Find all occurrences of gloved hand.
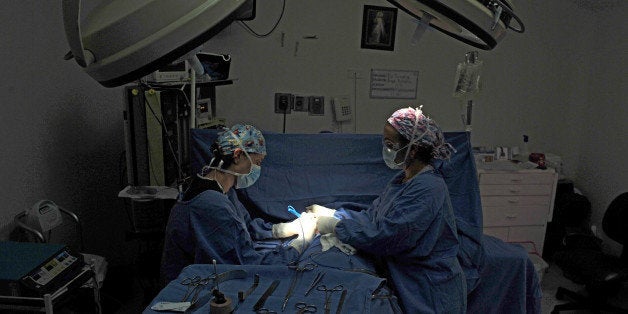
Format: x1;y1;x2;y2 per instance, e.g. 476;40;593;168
316;216;340;235
272;221;300;239
306;204;336;217
287;212;318;252
273;212;318;239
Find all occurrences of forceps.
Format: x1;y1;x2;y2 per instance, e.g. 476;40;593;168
316;284;343;314
304;272;325;296
295;302;317;313
179;276;210;303
282;263;317;311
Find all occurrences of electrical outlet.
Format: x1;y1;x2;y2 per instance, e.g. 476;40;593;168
293;95;308;112
308;96;324;115
274;93;292;114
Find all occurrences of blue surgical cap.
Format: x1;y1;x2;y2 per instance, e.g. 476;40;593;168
216;124;266;155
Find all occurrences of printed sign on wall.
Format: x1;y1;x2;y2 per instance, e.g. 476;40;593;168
369;69;419;99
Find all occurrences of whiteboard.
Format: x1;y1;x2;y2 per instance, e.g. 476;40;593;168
369;69;419;99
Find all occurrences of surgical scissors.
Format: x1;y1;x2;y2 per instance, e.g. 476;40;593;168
179;276;210;303
295;302;317;314
316;284;343;314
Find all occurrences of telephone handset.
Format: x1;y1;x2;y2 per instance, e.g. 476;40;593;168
27;200;63;232
332;95;352;122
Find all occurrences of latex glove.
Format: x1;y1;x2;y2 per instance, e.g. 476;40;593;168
273;212;318;239
272;221;299;239
287;212;318;252
306;204;336;217
320;233;357;255
316;216;340;235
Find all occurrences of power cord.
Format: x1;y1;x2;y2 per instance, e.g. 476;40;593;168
237;0;286;38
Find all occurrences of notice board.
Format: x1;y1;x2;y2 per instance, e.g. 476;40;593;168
369;69;419;99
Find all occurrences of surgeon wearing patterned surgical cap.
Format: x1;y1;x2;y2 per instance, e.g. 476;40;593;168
310;107;466;313
160;124;317;285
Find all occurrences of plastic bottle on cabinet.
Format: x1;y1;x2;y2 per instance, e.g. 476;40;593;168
521;135;530;161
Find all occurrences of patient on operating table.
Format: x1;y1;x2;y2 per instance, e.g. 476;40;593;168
159;124;317;285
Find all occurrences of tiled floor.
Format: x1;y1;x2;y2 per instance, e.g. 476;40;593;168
540;262;628;314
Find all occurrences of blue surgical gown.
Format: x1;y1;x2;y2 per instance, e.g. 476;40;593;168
160;188;300;283
335;169;467;313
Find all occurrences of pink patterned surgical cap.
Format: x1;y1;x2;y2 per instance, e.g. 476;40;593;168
387;107;454;160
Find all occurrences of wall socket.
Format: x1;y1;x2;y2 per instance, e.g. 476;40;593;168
293;95;308;112
274;93;292;114
308;96;324;115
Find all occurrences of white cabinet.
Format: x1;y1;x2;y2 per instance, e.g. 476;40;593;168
477;164;558;254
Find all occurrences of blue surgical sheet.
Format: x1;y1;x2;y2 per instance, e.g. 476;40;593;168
145;263;401;313
171;129;542;313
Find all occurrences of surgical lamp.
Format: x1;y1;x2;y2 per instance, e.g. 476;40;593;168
386;0;524;50
63;0;523;88
62;0;255;88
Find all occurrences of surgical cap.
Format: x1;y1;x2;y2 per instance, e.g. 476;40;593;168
216;124;266;155
387;107;454;160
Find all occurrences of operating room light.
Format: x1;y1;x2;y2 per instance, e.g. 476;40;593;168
62;0;254;88
386;0;525;50
62;0;523;88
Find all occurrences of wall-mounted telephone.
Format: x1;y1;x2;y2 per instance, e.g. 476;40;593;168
27;200;63;233
332;95;352;122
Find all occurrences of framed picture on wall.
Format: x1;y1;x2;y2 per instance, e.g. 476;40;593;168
361;5;397;51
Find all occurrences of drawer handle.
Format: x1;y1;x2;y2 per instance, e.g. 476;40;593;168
507;199;519;204
509;189;521;194
505;214;518;219
510;179;522;182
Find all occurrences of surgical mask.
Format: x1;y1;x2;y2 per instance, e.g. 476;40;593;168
235;155;261;189
382;145;407;169
383;107;427;169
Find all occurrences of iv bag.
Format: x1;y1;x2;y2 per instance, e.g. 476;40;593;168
453;60;483;98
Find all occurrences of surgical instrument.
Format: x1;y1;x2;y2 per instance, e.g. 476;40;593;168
256;309;278;314
335;289;347;314
180;269;247;311
287;205;301;218
304;272;325;296
295;302;317;314
239;274;260;301
180;276;210;303
232;274;260;313
317;284;343;314
253;279;281;311
282;263;317;311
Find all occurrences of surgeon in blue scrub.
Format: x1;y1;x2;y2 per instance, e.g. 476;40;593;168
312;107;466;313
160;124;317;284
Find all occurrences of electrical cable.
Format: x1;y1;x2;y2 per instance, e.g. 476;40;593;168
144;95;183;186
119;150;127;188
237;0;286;38
353;72;358;134
282;111;287;133
140;82;192;186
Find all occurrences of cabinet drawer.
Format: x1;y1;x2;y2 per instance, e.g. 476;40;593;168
480;184;553;196
483;227;509;241
483;205;548;226
508;226;547;254
479;173;555;185
481;195;550;207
